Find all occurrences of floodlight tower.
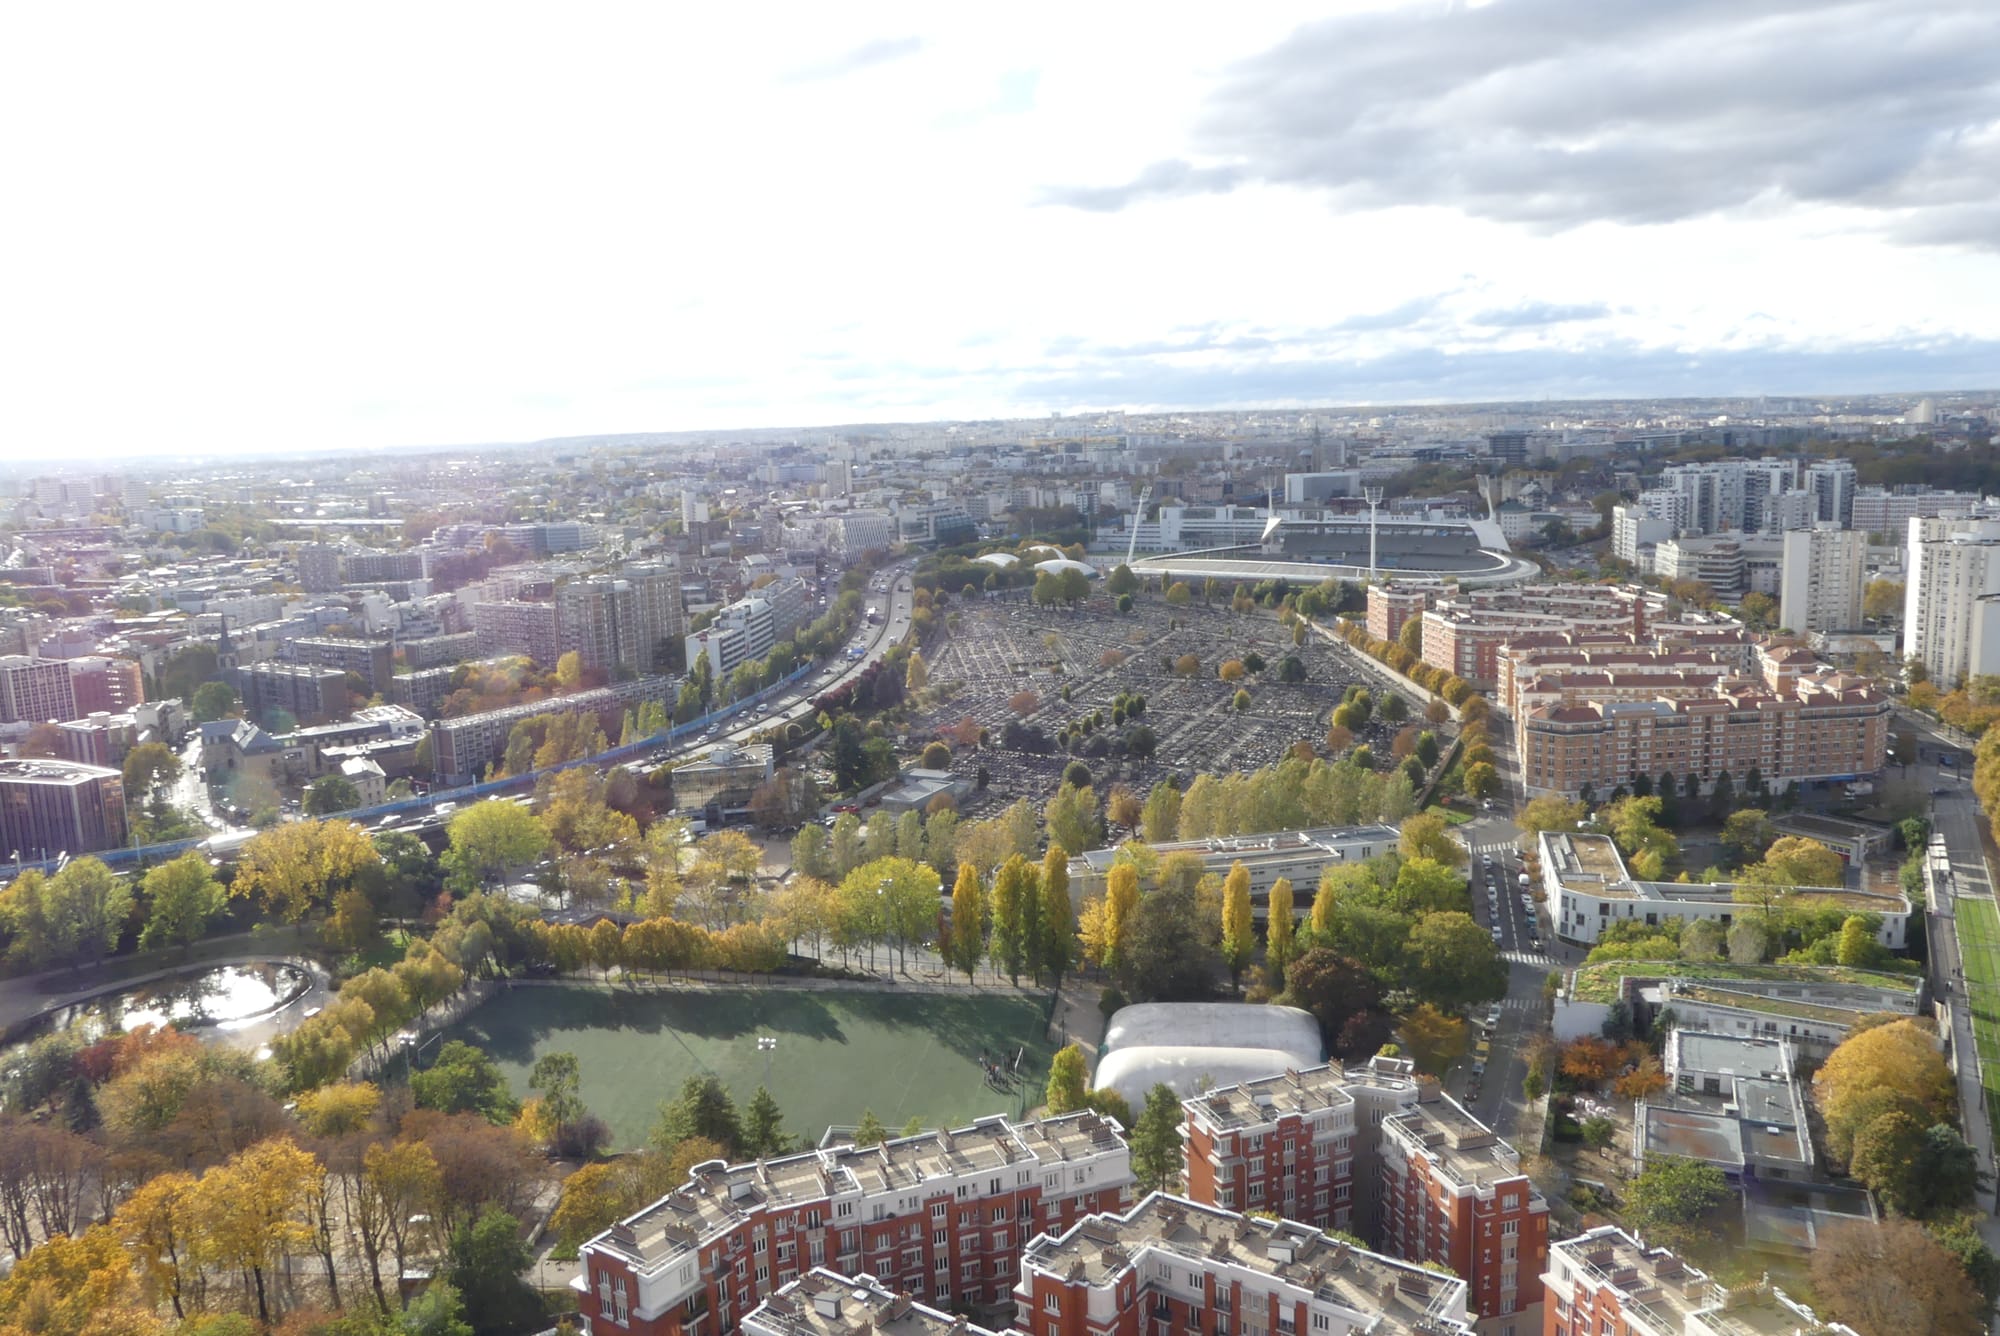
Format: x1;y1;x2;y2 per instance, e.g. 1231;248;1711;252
1363;486;1385;583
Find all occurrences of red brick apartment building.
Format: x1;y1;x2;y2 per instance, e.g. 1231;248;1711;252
1518;673;1889;800
1179;1061;1547;1336
575;1113;1130;1336
1542;1227;1856;1336
1013;1192;1476;1336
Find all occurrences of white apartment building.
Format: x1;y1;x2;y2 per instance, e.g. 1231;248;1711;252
1903;515;2000;688
1850;486;1987;534
1778;526;1866;633
1611;506;1673;567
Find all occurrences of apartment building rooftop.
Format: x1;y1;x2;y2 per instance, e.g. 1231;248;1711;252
746;1269;1001;1336
1021;1193;1473;1335
1549;1228;1723;1331
591;1112;1124;1273
1385;1091;1542;1197
1184;1063;1375;1134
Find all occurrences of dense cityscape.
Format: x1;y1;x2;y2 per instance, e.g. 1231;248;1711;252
2;390;1998;1336
6;3;2000;1336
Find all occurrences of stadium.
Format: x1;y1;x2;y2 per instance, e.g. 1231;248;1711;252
1129;513;1538;588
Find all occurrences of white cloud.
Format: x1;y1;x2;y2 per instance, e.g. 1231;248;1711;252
0;0;1994;458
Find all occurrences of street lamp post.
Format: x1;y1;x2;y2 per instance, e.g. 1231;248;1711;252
757;1036;776;1087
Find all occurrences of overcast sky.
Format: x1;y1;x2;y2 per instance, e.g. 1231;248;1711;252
5;0;1997;457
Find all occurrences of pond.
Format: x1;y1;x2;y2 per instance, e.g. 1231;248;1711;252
25;961;312;1046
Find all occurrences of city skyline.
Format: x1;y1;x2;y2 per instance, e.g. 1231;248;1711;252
5;0;1997;458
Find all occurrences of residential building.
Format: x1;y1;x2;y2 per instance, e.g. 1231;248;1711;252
1499;644;1741;721
1068;825;1401;916
1634;1031;1810;1182
743;1269;1002;1336
1518;672;1889;802
1542;1227;1857;1336
0;655;77;725
1364;583;1446;643
1804;459;1856;528
1486;431;1529;469
556;561;686;676
1180;1061;1404;1241
0;758;128;858
685;579;811;680
1777;526;1865;633
1850;485;1985;534
1651;535;1745;600
342;550;428;583
471;599;564;667
1177;1058;1546;1328
65;657;145;715
236;661;350;725
1902;514;2000;687
1536;831;1909;949
430;676;670;782
56;712;139;767
198;718;309;789
574;1112;1131;1336
1013;1192;1476;1336
1609;507;1672;568
400;631;480;670
1377;1088;1548;1327
297;543;342;593
1658;459;1798;535
282;637;396;693
1417;586;1661;690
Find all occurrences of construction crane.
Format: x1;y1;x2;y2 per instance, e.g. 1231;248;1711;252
1126;482;1154;567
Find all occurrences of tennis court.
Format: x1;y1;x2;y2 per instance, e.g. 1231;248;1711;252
438;985;1057;1149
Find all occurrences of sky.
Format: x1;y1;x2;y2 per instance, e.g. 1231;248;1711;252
4;0;1998;457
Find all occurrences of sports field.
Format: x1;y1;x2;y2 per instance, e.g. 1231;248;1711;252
438;986;1057;1149
1955;897;2000;1142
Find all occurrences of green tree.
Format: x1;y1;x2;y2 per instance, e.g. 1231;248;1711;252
1265;876;1298;983
1141;783;1181;843
1407;912;1508;1008
1107;564;1139;596
853;1109;888;1147
1118;878;1218;1003
948;863;987;983
191;681;238;723
1626;1156;1729;1249
1040;846;1076;988
1045;1044;1089;1115
442;800;550;890
411;1041;519;1122
652;1075;742;1157
989;854;1036;984
1398;812;1463;867
1045;783;1101;854
1164;581;1192;608
121;741;181;807
528;1051;585;1148
304;774;362;816
1130;1084;1185;1192
138;850;224;952
445;1208;540;1336
1220;861;1254;989
402;1279;475;1336
744;1087;787;1157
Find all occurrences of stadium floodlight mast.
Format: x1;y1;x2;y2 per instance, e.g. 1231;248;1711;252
1363;486;1385;583
758;1035;777;1085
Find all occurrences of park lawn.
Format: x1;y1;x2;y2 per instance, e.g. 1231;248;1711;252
1954;896;2000;1144
438;985;1057;1150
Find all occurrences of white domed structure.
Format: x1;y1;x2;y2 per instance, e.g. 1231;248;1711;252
1032;557;1099;579
1023;543;1066;558
1092;1003;1324;1108
973;552;1019;568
